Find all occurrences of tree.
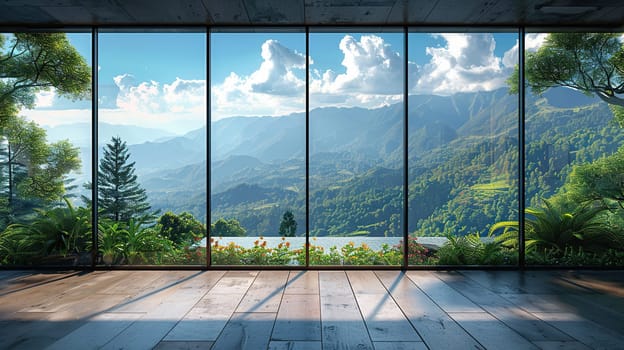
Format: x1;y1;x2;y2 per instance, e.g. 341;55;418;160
279;210;297;237
211;218;246;237
560;146;624;210
509;33;624;124
96;136;152;222
157;211;206;246
0;33;90;124
0;114;81;226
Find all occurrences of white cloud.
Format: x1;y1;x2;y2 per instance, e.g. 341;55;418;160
503;39;519;68
311;35;403;95
211;39;306;119
526;33;547;51
250;39;306;95
113;74;207;114
309;35;412;109
163;78;206;113
35;88;56;108
412;33;510;95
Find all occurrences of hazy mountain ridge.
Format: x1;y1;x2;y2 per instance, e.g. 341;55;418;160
51;87;617;235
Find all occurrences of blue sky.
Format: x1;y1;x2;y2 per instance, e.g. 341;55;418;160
22;31;523;132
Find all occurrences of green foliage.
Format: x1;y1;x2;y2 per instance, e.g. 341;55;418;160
0;115;81;227
527;247;624;267
490;198;623;265
341;241;402;265
211;218;246;237
278;210;297;237
525;199;616;254
400;236;436;265
97;218;174;265
0;199;91;265
437;233;513;265
299;242;342;266
95;136;153;222
562;145;624;209
97;221;125;265
157;211;205;246
0;33;91;121
523;33;624;107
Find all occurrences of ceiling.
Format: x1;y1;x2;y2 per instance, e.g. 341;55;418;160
0;0;623;28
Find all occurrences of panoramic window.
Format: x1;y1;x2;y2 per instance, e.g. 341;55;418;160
210;30;306;266
97;31;207;266
309;30;405;266
407;31;520;266
523;32;624;266
0;32;92;267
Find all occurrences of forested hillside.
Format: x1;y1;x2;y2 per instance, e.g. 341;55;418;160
77;87;621;238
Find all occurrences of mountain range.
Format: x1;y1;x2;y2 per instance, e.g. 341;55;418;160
46;87;620;236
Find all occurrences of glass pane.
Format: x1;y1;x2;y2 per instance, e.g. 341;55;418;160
408;32;519;266
309;31;405;266
0;32;92;267
210;31;306;266
524;32;624;266
97;31;207;265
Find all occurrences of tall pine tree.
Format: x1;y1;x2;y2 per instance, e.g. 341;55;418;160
97;136;151;222
279;210;297;237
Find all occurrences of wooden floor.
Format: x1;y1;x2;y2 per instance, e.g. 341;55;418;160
1;270;623;350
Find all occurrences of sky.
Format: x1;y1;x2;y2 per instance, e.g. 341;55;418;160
18;31;545;133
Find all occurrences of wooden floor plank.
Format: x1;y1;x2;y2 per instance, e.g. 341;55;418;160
450;312;540;350
45;312;144;350
319;271;374;350
376;271;484;350
347;271;421;342
208;270;258;295
407;271;482;313
461;270;594;295
437;271;573;342
107;271;197;313
272;294;321;341
372;341;429;350
284;271;319;295
268;341;322;350
153;341;214;350
0;270;622;350
211;312;276;350
101;272;216;350
533;312;624;350
532;341;592;350
236;270;289;313
503;292;624;335
0;271;108;317
164;270;250;341
558;271;624;297
165;290;247;340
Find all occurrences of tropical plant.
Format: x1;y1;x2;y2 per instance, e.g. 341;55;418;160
97;221;124;265
121;218;173;264
526;200;616;253
0;199;90;263
437;233;510;265
491;199;620;257
0;225;40;264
